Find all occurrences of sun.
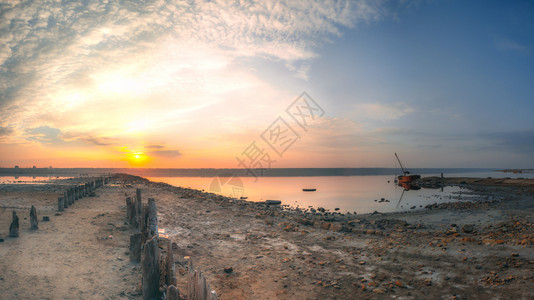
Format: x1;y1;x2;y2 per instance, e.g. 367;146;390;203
126;151;149;166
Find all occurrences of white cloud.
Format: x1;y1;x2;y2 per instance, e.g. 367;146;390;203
494;37;528;52
354;103;415;121
0;0;390;145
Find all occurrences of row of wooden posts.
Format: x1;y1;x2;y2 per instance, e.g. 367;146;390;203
127;189;218;300
8;176;109;238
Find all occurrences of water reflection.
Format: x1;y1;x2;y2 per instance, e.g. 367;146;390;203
147;175;473;214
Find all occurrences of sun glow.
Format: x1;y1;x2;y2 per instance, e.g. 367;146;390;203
121;148;150;166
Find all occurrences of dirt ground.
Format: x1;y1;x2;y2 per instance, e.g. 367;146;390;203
1;174;533;299
0;178;140;299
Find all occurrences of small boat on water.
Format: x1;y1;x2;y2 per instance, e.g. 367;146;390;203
302;188;316;192
395;153;421;184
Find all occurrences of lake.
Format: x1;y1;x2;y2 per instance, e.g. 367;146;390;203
146;170;534;214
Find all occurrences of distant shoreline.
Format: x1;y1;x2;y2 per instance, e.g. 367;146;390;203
0;167;494;177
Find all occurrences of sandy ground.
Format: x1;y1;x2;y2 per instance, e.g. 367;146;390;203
0;178;140;299
1;174;533;299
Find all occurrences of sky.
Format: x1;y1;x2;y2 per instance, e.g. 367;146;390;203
0;0;533;169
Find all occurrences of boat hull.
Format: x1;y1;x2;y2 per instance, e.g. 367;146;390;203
398;175;421;183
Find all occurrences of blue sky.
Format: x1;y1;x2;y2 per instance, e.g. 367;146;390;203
0;0;533;168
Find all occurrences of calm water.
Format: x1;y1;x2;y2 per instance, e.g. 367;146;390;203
0;176;73;184
2;169;531;213
146;170;534;214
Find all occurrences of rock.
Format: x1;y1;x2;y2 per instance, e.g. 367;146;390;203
265;200;281;205
224;267;233;273
42;216;50;222
9;211;19;237
320;222;332;230
372;288;384;294
330;223;345;232
297;218;313;226
462;224;474;233
30;206;38;230
318;207;325;212
334;208;340;211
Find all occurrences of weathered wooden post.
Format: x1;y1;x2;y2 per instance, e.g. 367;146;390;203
147;198;158;239
64;191;69;208
136;188;142;215
68;187;73;204
140;204;149;244
165;240;176;286
129;232;143;263
142;237;160;300
30;205;38;230
58;197;64;212
126;197;134;223
166;286;180;300
9;210;19;237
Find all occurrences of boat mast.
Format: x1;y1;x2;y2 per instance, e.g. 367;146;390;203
394;153;409;175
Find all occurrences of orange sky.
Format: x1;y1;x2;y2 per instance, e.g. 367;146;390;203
1;1;533;169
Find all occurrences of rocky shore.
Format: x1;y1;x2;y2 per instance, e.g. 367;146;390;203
1;174;533;299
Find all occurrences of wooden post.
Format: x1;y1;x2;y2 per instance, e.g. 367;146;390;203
126;197;134;223
136;188;142;215
30;205;38;230
188;259;218;300
165;240;176;286
64;191;69;208
69;187;74;204
166;285;180;300
140;204;149;244
9;211;19;237
129;232;142;263
58;197;64;212
147;198;158;239
142;237;160;300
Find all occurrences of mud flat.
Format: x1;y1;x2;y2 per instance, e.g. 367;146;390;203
1;174;533;299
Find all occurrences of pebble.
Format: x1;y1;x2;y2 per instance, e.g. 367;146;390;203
224;267;233;273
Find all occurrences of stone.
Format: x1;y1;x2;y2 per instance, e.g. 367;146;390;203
30;205;38;230
9;211;19;237
42;216;50;222
224;267;233;273
462;224;474;233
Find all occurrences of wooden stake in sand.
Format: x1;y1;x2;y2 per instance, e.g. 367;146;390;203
129;232;142;263
9;210;19;237
30;205;38;230
58;197;64;212
63;191;69;208
165;240;176;286
166;286;180;300
136;188;142;215
142;237;160;300
147;198;158;239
